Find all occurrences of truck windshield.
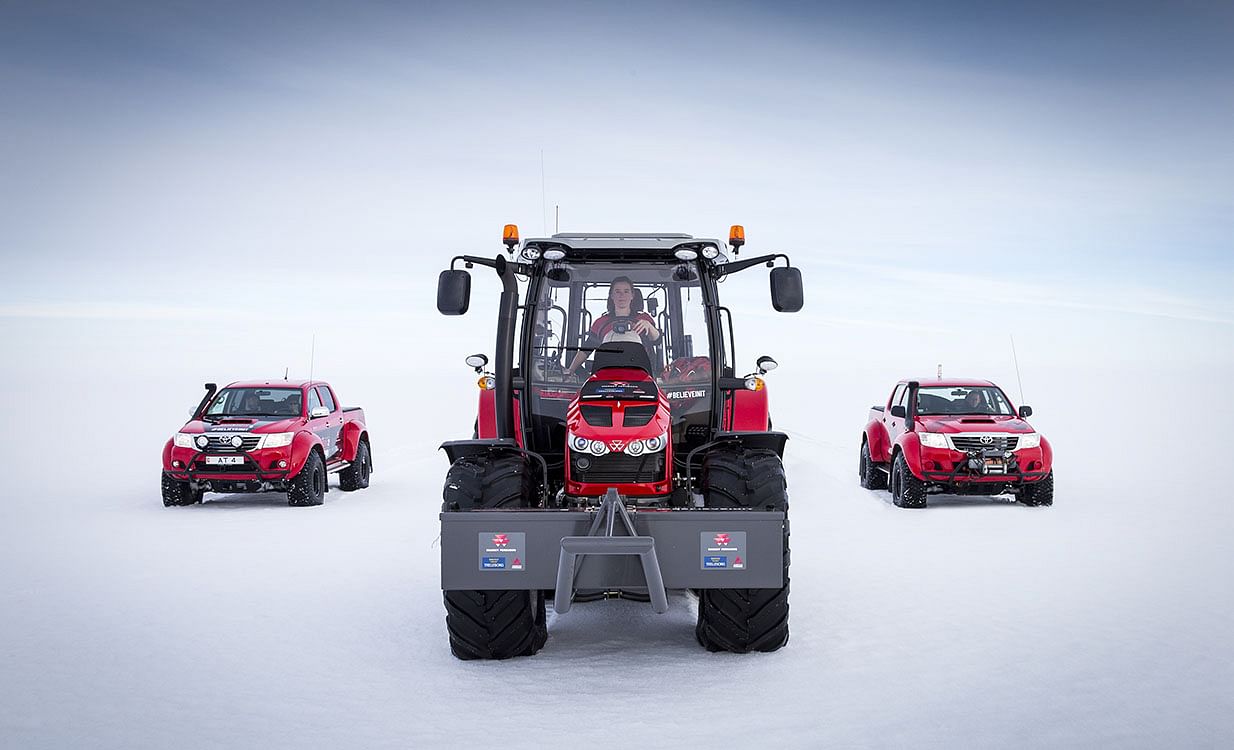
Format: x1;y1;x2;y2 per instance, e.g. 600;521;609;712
204;388;303;418
915;386;1013;416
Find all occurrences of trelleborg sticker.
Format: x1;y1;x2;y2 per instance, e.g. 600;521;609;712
478;532;526;572
700;531;746;570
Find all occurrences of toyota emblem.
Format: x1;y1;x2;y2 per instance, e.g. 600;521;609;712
979;435;994;445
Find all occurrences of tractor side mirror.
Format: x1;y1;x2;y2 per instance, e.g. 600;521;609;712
437;270;471;315
770;266;803;312
890;405;906;418
1018;405;1033;418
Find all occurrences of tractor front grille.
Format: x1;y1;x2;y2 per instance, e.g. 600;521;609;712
950;435;1019;452
622;405;658;427
572;452;666;485
580;405;613;427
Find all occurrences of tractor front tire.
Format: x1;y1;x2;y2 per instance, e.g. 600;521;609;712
441;453;545;660
859;440;887;490
891;452;927;508
288;451;326;506
339;440;372;491
696;446;790;653
1018;471;1054;507
161;474;202;507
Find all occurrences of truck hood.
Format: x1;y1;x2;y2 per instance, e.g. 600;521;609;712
917;415;1035;434
179;417;305;434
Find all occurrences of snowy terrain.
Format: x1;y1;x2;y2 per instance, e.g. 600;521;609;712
2;293;1231;748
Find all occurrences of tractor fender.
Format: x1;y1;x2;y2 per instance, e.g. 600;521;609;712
711;430;788;458
287;430;322;475
727;387;770;431
895;433;926;479
865;419;891;464
474;389;523;446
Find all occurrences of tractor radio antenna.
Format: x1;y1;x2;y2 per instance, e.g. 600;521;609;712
1010;334;1026;405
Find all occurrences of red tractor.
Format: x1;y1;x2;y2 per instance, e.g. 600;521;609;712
435;226;804;659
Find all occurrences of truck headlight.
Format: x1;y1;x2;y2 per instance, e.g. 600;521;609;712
918;432;949;449
259;432;295;449
1015;433;1041;450
173;433;198;449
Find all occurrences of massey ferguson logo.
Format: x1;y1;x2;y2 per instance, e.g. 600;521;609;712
491;534;509;547
665;389;706;400
979;435;994;445
714;533;731;546
608;439;627;451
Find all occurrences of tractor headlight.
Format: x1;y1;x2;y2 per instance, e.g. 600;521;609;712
521;246;541;261
641;433;667;453
173;433;198;449
918;432;949;449
626;440;646;456
701;245;720;259
259;432;295;449
570;435;590;452
589;439;609;456
544;248;566;261
1015;432;1041;450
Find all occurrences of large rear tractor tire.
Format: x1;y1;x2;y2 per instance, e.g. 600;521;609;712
695;446;790;653
891;452;927;509
161;474;203;507
441;453;546;660
287;450;326;507
1018;471;1054;507
859;439;888;490
339;440;372;492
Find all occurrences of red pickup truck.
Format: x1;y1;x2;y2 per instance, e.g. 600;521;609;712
161;380;372;507
859;378;1053;508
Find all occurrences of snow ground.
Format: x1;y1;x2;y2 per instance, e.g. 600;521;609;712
1;327;1232;748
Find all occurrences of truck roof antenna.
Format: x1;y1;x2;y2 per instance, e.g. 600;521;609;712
284;367;289;380
937;363;942;380
308;334;316;385
1010;334;1025;405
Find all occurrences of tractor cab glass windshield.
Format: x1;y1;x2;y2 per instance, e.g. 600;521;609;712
204;388;303;418
522;260;719;446
914;386;1013;416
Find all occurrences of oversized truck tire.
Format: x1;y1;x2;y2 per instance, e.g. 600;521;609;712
859;439;887;490
287;450;326;506
161;474;203;507
1018;471;1054;507
339;440;372;491
695;446;790;653
441;454;547;660
891;452;927;508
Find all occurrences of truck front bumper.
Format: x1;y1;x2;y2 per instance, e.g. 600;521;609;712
163;449;292;490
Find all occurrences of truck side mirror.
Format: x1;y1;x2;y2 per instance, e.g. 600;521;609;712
437;270;471;315
890;405;906;418
770;266;803;312
1018;405;1033;418
310;406;329;419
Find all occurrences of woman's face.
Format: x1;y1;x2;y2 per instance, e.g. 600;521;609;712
610;282;634;311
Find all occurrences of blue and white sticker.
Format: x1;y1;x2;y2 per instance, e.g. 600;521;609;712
700;531;747;570
478;532;526;572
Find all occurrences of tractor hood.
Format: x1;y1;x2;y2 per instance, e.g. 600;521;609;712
179;417;305;434
567;367;671;442
916;415;1034;434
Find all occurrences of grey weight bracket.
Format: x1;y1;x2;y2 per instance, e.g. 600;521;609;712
553;489;669;615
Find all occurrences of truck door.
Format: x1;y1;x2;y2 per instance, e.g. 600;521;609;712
885;384;908;453
317;385;343;460
307;387;340;461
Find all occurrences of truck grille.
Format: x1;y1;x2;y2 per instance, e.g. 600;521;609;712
573;453;665;484
192;457;259;473
202;434;261;452
622;405;658;427
580;405;613;427
950;435;1019;452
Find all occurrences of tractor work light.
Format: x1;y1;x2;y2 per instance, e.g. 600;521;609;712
674;249;698;261
543;248;566;261
522;246;541;261
701;245;720;259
